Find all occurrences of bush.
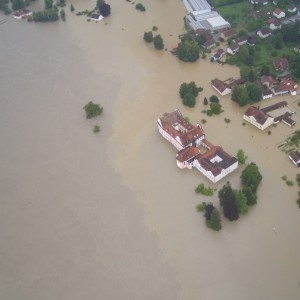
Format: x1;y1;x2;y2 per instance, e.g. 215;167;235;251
83;101;103;119
206;208;222;231
182;93;196;108
297;198;300;208
143;31;153;43
195;183;214;196
135;3;145;11
196;202;207;212
152;26;158;31
224;118;231;124
93;125;100;133
153;34;164;50
201;119;207;124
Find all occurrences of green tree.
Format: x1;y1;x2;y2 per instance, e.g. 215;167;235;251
96;0;105;9
153;34;164;50
233;190;249;214
240;65;250;79
12;0;26;10
210;102;222;115
83;101;103;119
70;4;75;11
183;93;196;108
260;64;270;76
179;81;202;99
60;8;66;21
203;97;208;105
44;0;53;9
246;82;262;102
206;208;222;231
209;95;219;103
135;3;145;11
143;31;153;43
241;163;262;192
231;85;249;106
219;182;239;221
236;149;247;164
177;36;200;62
242;185;257;206
100;3;111;16
238;46;250;64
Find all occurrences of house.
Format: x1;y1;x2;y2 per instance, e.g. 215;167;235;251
271;84;290;95
288;5;297;13
289;151;300;167
194;28;213;41
176;146;201;169
247;35;258;46
90;13;103;22
273;58;289;72
257;27;272;38
262;89;273;99
243;106;274;130
227;43;239;55
157;109;205;151
267;18;281;30
220;29;237;40
294;45;300;53
211;79;231;96
211;48;226;61
257;10;270;18
234;36;248;46
192;146;238;183
260;75;274;87
13;9;32;20
202;39;216;49
251;0;268;5
273;8;285;19
227;77;246;88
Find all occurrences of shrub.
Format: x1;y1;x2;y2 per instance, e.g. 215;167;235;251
297;198;300;208
83;101;103;119
182;93;196;108
201;119;207;124
195;183;214;196
224;118;231;124
93;125;100;133
206;208;222;231
152;26;158;31
153;34;164;50
196;202;207;212
143;31;153;43
135;3;145;11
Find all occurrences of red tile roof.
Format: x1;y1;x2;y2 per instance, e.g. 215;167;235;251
176;146;201;163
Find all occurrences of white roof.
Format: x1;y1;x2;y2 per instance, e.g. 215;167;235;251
207;16;230;28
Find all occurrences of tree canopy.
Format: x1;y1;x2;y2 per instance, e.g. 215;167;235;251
83;101;103;119
100;3;111;17
153;35;164;50
219;182;240;221
177;36;200;62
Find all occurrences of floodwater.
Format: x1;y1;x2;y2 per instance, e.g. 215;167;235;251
0;1;300;299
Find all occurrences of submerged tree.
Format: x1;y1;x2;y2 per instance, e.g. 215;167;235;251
219;182;239;221
83;101;103;119
153;34;164;50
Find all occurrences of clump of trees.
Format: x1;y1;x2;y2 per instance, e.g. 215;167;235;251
31;9;59;22
97;0;111;16
177;35;200;62
153;34;164;50
179;81;203;108
83;101;103;119
11;0;28;10
196;202;222;231
135;3;145;11
236;149;247;164
0;0;12;14
231;82;262;106
205;95;223;116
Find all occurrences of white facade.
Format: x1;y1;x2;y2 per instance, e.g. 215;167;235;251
243;114;274;130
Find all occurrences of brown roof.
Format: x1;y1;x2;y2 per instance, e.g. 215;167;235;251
211;79;230;93
273;58;289;71
260;101;287;113
244;106;269;125
202;39;216;48
222;29;237;38
159;110;205;148
289;151;300;166
196;146;237;176
274;8;283;15
176;146;201;163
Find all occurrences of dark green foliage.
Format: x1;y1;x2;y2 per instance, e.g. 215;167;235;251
246;82;262;102
206;207;222;231
83;101;103;119
241;163;262;191
96;0;105;9
242;185;257;206
153;34;164;50
179;81;202;99
100;3;111;16
44;0;53;9
224;118;231;124
135;3;146;11
183;93;196;108
152;26;158;31
203;97;208;105
296;174;300;187
297;198;300;208
56;0;65;7
219;182;240;221
210;102;222;115
93;125;100;133
260;64;270;76
12;0;27;10
32;9;59;22
70;4;75;11
143;31;153;43
236;149;247;164
60;8;65;21
209;95;219;103
231;85;249;106
204;203;215;221
177;35;200;62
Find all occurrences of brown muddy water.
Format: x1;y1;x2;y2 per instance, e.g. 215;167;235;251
0;1;300;299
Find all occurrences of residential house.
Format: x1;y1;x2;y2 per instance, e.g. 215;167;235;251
289;151;300;167
273;8;285;19
294;45;300;53
13;9;32;20
202;39;216;49
251;0;268;4
211;79;231;96
267;18;281;30
227;43;240;55
273;58;289;72
262;89;273;99
260;75;274;87
220;29;237;40
234;36;248;46
176;146;201;169
91;13;103;22
257;27;272;38
211;48;226;61
288;5;297;13
247;35;258;46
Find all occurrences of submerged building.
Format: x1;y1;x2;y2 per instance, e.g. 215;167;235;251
157;109;238;183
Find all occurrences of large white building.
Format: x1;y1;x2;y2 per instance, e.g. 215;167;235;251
183;0;230;31
158;109;238;183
